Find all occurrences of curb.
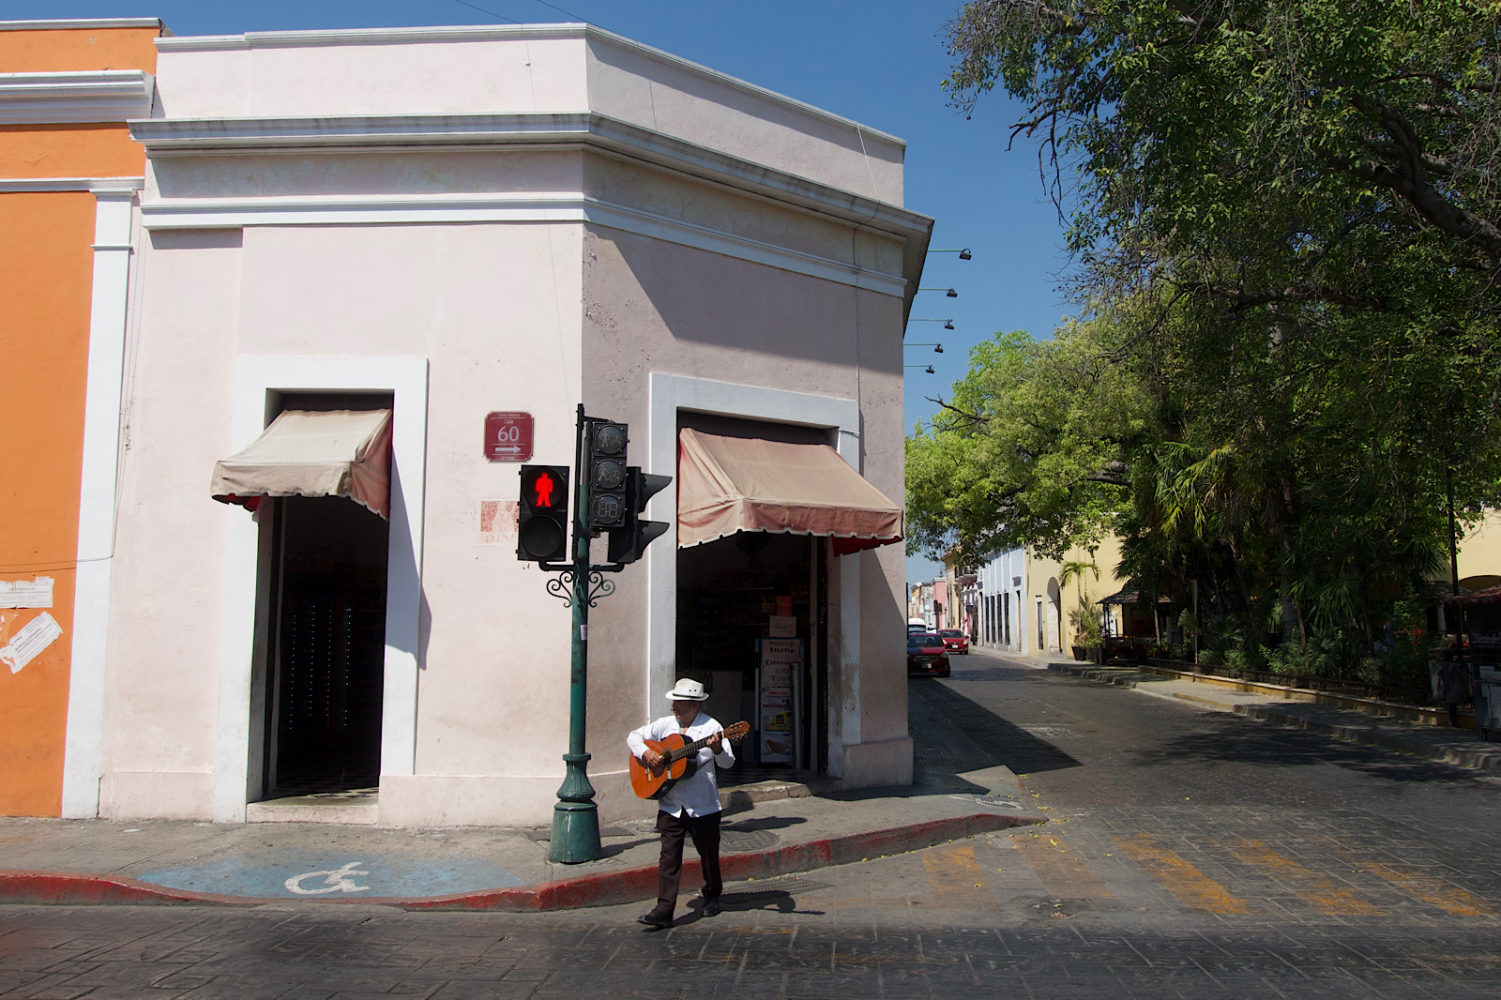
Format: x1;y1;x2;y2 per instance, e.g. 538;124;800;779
0;872;241;908
1049;661;1501;773
0;811;1044;911
1234;704;1501;773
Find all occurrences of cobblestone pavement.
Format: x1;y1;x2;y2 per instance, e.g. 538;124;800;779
2;891;1498;999
3;652;1499;999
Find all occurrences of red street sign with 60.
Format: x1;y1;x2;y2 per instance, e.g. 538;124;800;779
484;411;533;462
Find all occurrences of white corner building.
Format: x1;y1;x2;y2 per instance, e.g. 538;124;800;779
88;23;931;827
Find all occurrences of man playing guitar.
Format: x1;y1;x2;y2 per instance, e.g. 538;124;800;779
626;677;736;929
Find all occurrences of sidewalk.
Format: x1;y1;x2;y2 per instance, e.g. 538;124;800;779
9;656;1495;914
0;766;1042;912
1044;658;1501;773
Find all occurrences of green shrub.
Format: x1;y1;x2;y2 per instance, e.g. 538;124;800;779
1379;595;1430;695
1259;629;1361;682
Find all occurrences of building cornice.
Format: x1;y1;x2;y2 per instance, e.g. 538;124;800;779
129;111;930;244
0;70;154;124
138;191;909;297
0;177;143;193
0;19;162;31
155;23;586;51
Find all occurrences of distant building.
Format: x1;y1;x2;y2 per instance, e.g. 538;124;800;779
972;538;1129;657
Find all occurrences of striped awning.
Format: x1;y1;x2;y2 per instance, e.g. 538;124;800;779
676;428;902;555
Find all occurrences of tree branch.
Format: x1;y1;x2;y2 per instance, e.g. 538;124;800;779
1346;92;1501;262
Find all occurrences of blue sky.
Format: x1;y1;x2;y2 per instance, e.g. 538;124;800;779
10;0;1079;582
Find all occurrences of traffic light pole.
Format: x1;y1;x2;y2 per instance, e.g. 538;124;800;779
533;405;667;863
548;404;605;863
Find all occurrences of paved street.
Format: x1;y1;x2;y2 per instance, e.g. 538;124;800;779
4;650;1501;998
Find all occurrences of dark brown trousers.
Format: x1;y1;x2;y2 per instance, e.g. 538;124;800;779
653;809;722;913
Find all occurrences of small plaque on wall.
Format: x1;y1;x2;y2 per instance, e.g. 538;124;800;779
484;411;533;462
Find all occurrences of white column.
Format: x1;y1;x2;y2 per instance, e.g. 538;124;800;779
61;180;142;818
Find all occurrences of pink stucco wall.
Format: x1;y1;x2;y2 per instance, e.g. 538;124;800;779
103;23;927;825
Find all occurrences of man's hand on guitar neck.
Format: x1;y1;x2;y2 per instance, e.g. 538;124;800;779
639;729;721;774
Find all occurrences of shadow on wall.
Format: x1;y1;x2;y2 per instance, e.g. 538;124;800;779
594;230;898;370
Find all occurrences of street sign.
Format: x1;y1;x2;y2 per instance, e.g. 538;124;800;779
484;411;533;462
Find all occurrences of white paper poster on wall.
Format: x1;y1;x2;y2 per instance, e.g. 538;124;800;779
2;612;63;674
757;638;801;764
0;576;54;609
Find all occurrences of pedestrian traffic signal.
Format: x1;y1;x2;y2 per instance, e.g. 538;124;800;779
517;464;570;562
586;420;629;534
607;467;672;565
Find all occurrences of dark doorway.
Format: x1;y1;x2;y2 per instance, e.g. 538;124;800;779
676;532;827;780
265;494;389;796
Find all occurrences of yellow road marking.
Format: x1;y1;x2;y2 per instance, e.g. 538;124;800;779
1113;834;1252;914
1234;839;1384;916
1360;862;1498;918
922;843;997;910
1011;832;1115;901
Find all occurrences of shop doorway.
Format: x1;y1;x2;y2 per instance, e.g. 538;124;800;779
264;496;388;796
259;393;392;799
675;532;827;780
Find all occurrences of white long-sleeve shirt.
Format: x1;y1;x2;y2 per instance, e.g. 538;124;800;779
627;710;736;818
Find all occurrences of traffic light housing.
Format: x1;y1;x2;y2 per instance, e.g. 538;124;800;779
517;464;570;562
607;467;672;565
586;420;629;534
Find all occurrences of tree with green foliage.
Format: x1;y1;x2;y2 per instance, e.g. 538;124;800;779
913;1;1501;668
906;312;1148;561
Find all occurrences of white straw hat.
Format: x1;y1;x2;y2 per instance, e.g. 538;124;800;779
666;678;709;701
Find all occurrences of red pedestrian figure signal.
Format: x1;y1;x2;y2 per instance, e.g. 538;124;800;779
517;465;569;562
532;470;557;508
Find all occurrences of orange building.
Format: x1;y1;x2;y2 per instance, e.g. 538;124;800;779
0;19;161;816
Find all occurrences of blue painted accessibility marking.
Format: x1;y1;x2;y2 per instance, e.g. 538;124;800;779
139;849;524;899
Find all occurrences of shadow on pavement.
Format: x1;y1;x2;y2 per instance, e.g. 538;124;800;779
907;671;1081;789
718;813;809;832
704;888;825;918
1134;708;1493;785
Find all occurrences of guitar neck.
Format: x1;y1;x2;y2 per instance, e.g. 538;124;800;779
667;732;722;762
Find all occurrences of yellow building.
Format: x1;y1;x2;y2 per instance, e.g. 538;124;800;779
962;507;1501;663
1456;510;1501;592
965;536;1131;657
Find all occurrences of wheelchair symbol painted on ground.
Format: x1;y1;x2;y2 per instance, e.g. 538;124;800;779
284;861;372;895
139;852;524;899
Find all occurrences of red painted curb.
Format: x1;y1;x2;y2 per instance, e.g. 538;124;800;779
408;811;1036;911
0;872;240;907
2;811;1041;912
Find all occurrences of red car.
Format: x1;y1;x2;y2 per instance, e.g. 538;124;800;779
907;632;951;677
938;629;970;655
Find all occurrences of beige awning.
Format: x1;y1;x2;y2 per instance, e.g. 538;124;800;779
677;427;902;555
210;409;393;519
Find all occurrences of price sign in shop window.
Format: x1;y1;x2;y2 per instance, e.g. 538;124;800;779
758;638;801;764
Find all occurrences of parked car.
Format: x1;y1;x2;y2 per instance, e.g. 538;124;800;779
906;632;951;678
937;629;970;655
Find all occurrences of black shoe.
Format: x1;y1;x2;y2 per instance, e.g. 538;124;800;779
702;899;721;917
637;910;673;929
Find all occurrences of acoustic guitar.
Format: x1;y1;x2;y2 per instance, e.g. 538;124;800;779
629;721;750;800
